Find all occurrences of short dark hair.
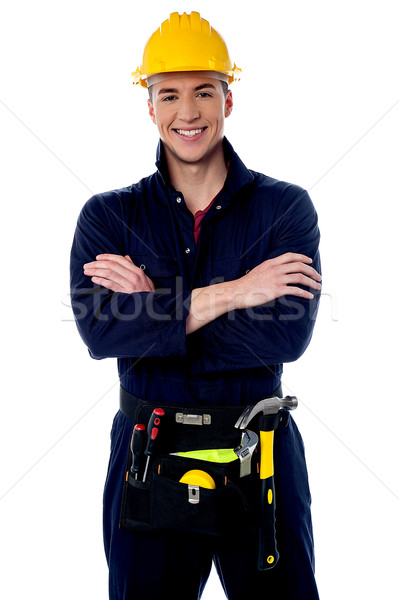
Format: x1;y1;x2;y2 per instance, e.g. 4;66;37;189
148;79;229;102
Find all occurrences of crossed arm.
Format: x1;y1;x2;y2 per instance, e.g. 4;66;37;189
83;253;322;335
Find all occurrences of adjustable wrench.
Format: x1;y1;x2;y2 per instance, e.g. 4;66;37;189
234;430;258;477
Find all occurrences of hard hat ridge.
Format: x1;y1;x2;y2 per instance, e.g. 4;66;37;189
132;11;241;88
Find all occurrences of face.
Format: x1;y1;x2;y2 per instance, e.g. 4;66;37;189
147;74;233;167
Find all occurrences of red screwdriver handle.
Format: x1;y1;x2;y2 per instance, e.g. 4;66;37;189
145;408;165;457
142;408;165;482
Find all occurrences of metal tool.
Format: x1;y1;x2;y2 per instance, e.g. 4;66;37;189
235;396;298;429
142;408;165;482
234;430;258;477
235;395;298;571
130;424;146;480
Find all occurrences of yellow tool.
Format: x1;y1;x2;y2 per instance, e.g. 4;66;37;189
179;469;216;489
180;469;216;504
172;448;238;463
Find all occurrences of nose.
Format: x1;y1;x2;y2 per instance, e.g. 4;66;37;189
177;95;200;122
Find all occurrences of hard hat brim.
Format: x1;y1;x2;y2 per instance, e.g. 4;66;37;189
146;70;230;87
132;65;241;88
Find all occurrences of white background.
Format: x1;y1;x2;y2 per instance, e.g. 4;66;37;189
1;0;398;598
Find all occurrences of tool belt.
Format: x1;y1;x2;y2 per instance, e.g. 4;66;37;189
119;386;286;539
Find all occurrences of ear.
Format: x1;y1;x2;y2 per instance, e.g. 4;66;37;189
225;90;233;117
147;99;156;124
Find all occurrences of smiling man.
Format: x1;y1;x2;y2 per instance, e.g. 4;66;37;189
70;11;321;600
147;75;232;213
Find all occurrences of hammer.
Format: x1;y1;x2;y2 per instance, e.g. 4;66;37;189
235;395;298;570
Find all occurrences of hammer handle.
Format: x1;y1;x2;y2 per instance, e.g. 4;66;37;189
258;475;279;570
258;425;280;570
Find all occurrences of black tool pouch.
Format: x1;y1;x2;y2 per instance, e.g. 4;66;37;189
119;399;260;537
120;453;259;536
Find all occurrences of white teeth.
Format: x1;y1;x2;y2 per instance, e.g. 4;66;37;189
175;128;205;137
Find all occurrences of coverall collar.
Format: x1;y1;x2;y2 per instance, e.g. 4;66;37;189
155;137;254;199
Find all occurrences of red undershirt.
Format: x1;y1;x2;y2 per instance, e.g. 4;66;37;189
193;163;229;245
193;194;219;245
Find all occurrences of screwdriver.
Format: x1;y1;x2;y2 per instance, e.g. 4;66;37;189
142;408;165;482
130;424;146;480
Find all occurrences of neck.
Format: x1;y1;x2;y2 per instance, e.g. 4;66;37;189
164;142;227;214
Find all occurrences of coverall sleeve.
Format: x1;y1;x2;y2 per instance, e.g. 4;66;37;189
70;194;190;359
188;187;321;372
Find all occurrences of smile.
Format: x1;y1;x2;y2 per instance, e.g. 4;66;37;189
174;127;207;138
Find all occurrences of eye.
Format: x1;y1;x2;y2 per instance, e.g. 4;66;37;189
161;95;177;102
197;92;212;98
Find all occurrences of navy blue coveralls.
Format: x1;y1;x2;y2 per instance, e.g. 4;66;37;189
70;138;321;599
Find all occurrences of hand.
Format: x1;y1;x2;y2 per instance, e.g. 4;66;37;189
83;254;155;293
234;252;322;309
186;253;321;334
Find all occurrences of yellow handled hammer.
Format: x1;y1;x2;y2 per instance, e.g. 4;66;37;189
235;395;298;570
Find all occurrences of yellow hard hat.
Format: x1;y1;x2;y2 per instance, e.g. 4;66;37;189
132;11;241;88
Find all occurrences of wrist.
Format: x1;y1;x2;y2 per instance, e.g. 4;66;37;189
186;281;239;334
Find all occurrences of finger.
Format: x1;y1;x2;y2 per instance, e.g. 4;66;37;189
85;260;141;281
85;266;138;289
83;259;127;271
281;262;322;281
83;261;99;269
86;255;156;290
96;253;135;265
284;273;322;290
85;261;127;274
96;254;120;260
272;253;313;266
283;285;315;300
105;269;136;289
85;261;155;292
83;255;125;268
95;256;154;290
96;254;144;276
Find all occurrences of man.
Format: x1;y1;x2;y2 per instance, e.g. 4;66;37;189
70;11;322;600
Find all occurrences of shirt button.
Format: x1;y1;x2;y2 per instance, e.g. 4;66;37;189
176;196;182;203
215;204;222;210
185;248;191;254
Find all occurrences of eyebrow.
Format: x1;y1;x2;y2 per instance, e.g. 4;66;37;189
194;83;217;91
157;83;217;95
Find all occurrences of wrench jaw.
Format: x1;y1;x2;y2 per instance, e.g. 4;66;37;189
234;430;259;478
